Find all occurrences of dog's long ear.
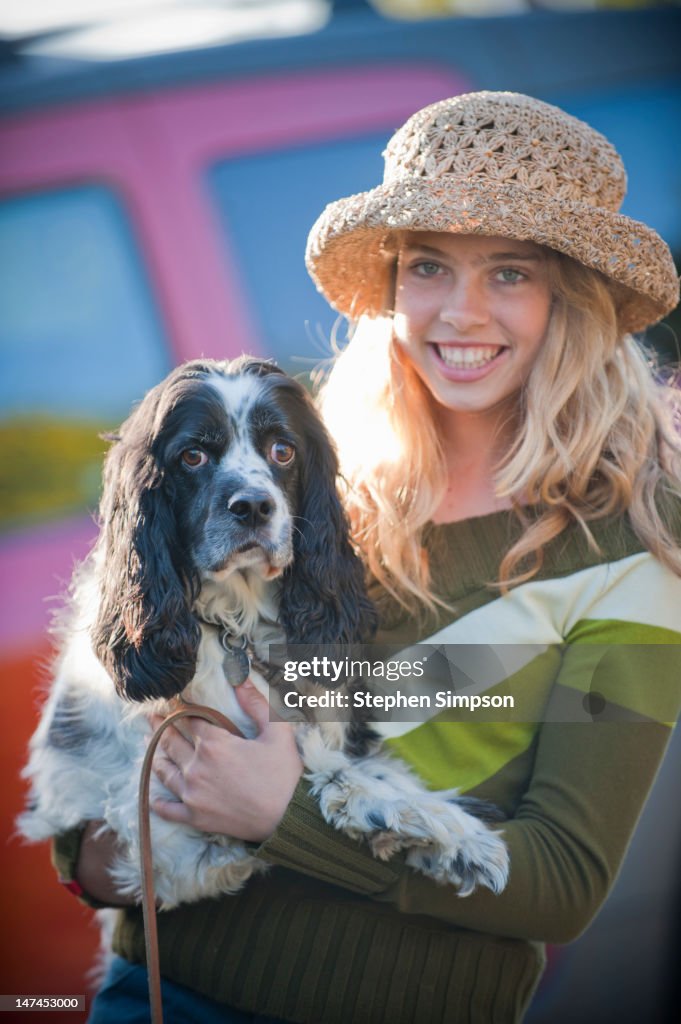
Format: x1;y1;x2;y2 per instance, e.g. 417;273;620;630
91;399;201;703
278;388;377;645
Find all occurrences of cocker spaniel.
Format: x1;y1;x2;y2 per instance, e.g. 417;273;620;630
18;358;508;908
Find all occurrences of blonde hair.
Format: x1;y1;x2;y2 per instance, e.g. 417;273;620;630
318;250;681;614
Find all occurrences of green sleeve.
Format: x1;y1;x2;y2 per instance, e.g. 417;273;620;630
51;826;84;883
51;827;113;910
258;641;679;945
374;718;673;944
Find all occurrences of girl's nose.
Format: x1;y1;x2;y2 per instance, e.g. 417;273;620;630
440;278;490;332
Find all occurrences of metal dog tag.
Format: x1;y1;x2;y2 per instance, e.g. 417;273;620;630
220;633;251;687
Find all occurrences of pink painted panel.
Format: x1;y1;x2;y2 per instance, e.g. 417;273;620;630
0;518;96;652
143;65;471;160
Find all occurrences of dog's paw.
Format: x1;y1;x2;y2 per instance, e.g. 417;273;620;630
367;829;421;861
306;744;510;897
361;792;510;895
406;824;509;896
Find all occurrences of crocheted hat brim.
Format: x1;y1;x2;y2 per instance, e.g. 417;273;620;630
306;177;680;334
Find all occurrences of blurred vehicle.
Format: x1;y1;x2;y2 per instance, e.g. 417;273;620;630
1;2;679;1019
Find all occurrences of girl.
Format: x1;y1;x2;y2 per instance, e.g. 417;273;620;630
66;92;681;1023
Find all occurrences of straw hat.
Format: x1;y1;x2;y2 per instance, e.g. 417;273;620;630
306;92;679;334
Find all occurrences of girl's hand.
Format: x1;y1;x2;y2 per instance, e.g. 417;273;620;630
149;679;303;842
75;820;134;906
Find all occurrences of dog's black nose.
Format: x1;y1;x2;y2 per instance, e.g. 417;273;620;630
228;490;275;527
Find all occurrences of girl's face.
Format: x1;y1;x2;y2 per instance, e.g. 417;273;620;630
393;233;553;417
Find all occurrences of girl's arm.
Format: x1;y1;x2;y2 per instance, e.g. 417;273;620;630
256;636;680;944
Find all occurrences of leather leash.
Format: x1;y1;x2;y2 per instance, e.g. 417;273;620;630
138;700;245;1024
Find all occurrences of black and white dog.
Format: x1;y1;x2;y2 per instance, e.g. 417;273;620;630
19;358;508;908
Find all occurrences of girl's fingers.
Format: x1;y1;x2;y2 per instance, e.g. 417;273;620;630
152;796;193;825
152;748;185;798
148;718;196;767
235;678;283;727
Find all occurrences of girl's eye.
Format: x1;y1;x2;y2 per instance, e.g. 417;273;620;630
496;268;525;284
270;441;295;467
413;260;442;277
181;448;208;468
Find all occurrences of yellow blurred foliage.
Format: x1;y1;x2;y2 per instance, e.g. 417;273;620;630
0;416;112;532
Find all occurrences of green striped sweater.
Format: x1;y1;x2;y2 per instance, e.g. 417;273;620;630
54;507;681;1023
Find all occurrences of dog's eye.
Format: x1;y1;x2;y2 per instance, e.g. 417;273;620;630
269;441;295;467
181;448;208;468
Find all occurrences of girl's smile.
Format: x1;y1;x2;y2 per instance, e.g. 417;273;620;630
429;342;509;381
393;232;553;415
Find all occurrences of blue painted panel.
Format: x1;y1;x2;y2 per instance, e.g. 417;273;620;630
0;185;171;419
208;132;387;369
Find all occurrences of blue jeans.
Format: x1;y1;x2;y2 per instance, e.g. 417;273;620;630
88;956;285;1023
